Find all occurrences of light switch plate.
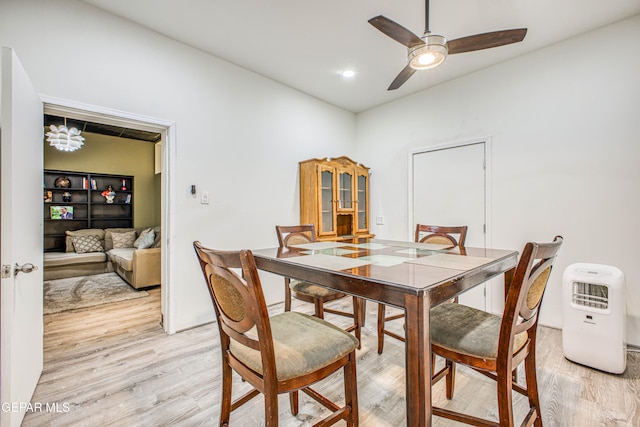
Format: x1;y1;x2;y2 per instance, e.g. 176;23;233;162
201;191;209;204
376;216;384;225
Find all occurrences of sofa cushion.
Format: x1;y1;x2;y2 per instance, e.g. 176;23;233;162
104;228;135;251
111;230;137;249
65;229;105;253
134;228;155;249
108;248;135;271
72;235;104;254
44;251;108;267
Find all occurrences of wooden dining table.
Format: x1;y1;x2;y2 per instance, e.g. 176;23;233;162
252;238;518;426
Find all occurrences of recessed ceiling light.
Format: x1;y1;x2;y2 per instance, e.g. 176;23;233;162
341;70;356;78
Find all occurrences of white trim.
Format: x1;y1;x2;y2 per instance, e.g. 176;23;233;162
407;137;494;312
162;121;178;334
40;95;177;334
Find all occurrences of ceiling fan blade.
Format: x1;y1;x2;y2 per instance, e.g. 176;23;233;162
388;65;417;91
369;15;425;48
447;28;527;55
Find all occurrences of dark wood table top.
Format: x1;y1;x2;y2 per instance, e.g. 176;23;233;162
253;237;519;426
253;238;518;309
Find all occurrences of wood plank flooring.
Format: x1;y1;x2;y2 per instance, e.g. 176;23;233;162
23;290;640;426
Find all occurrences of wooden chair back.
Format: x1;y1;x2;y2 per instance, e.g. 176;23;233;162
378;224;470;354
501;236;563;361
193;241;276;374
276;224;316;247
415;224;468;247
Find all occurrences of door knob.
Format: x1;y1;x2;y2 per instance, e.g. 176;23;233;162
14;263;38;276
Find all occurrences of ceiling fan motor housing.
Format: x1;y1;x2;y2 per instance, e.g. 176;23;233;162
408;34;448;70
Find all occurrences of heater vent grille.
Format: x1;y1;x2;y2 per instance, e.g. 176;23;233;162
572;281;608;309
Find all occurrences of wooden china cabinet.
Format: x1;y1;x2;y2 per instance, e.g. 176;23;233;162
299;156;373;241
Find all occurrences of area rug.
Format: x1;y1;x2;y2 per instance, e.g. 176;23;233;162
44;272;149;314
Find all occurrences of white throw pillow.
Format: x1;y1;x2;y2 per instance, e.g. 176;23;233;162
136;230;155;250
133;228;152;248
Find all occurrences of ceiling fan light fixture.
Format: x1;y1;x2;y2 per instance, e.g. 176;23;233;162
408;35;447;70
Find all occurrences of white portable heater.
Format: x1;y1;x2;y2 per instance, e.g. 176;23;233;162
562;263;626;374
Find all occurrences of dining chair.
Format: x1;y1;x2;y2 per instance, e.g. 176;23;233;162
429;236;563;427
193;241;359;426
377;224;468;354
276;224;362;347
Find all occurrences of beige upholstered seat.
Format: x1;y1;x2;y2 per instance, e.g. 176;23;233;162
430;304;528;360
289;281;338;298
193;241;359;426
430;236;563;427
377;224;468;354
230;311;358;381
276;224;362;347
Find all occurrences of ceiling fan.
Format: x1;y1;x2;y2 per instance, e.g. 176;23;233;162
369;0;527;90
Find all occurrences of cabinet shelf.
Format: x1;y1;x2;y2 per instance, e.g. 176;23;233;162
44;187;86;191
45;201;88;205
90;216;133;220
44;170;134;252
92;202;132;206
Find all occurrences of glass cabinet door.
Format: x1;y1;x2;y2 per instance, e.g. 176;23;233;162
318;167;335;235
338;170;353;211
356;174;368;231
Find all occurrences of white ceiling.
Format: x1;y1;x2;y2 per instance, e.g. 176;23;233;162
80;0;640;113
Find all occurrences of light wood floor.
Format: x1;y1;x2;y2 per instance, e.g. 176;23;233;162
23;289;640;426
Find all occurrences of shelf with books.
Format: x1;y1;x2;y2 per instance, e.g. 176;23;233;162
43;170;134;252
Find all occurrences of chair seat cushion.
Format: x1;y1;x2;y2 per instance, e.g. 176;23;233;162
290;280;341;298
230;311;359;381
430;303;528;361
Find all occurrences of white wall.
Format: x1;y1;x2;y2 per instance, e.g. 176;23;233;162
3;0;638;343
356;15;640;346
0;0;356;330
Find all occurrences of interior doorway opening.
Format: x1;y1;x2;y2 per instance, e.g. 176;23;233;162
42;96;176;333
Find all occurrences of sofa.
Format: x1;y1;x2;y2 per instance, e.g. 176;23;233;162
43;226;161;289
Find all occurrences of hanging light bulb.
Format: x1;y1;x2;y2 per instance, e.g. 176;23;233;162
408;34;448;70
45;118;85;152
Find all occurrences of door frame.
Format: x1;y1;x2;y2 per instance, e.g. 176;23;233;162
40;95;178;333
407;137;494;312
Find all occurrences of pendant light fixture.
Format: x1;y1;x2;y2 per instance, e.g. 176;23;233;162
45;118;85;152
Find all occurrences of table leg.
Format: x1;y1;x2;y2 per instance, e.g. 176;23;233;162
404;293;432;426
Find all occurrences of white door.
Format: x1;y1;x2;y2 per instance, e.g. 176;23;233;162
1;47;44;427
412;142;487;310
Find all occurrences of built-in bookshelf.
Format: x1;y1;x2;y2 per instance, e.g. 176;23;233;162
43;170;134;252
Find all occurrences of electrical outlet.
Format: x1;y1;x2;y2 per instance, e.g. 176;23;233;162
201;191;209;204
376;216;384;225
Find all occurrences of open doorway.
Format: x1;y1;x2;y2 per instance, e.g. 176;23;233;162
42;96;176;333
